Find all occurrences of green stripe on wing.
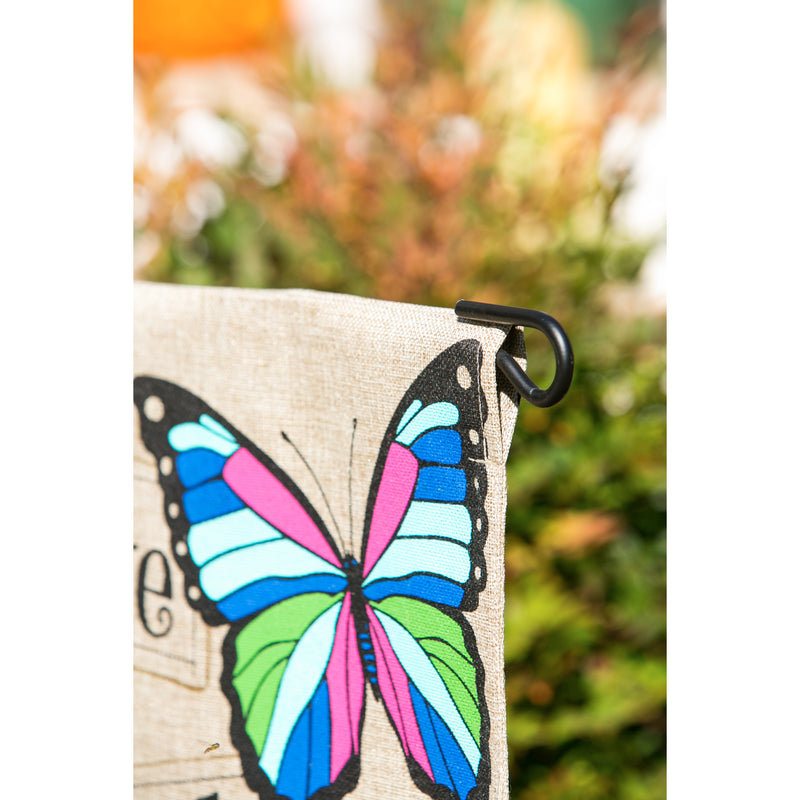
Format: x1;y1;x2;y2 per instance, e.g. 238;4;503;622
370;595;481;746
232;592;343;755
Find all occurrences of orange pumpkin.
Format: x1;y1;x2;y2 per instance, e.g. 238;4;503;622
134;0;285;58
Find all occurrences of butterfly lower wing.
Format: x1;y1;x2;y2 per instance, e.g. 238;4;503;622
358;341;492;800
227;591;364;800
365;598;485;800
134;377;346;624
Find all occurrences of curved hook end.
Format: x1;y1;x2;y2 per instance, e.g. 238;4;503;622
455;300;574;408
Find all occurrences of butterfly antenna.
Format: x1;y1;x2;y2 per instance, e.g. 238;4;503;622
281;430;345;554
348;418;357;556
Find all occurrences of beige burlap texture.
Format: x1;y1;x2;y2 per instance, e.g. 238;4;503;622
134;283;524;800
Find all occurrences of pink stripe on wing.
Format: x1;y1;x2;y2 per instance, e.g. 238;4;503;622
362;444;418;576
365;605;433;780
326;593;364;781
223;448;340;566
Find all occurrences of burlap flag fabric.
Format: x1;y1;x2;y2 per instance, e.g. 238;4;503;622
133;283;525;800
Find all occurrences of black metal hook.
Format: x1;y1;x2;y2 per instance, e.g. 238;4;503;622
455;300;574;408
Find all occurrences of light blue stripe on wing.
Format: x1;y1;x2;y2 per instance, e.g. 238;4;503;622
261;602;342;782
188;508;284;567
199;539;344;601
362;537;470;587
199;413;237;442
373;608;481;774
395;403;459;446
396;399;423;436
168;421;239;456
396;502;472;545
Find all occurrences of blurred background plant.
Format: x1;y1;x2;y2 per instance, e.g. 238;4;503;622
134;0;665;797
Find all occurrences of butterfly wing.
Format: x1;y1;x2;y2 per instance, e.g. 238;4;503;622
365;599;484;800
135;377;347;624
218;589;366;800
358;340;491;800
134;377;364;799
231;591;354;799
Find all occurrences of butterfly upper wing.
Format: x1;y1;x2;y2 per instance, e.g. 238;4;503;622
358;340;491;800
134;377;363;799
360;341;488;611
135;377;347;623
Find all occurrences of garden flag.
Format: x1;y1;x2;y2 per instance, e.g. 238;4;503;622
134;283;525;800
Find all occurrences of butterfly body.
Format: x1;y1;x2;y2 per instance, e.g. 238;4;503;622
336;556;379;689
135;340;492;800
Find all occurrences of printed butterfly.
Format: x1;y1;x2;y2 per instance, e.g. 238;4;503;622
134;340;492;800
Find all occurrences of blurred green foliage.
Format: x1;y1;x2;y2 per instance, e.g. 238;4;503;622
136;1;665;797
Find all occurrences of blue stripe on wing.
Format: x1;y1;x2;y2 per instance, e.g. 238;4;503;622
409;682;477;800
362;574;464;607
218;575;348;621
183;479;245;523
275;680;332;800
414;467;467;502
176;449;228;488
410;429;462;465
